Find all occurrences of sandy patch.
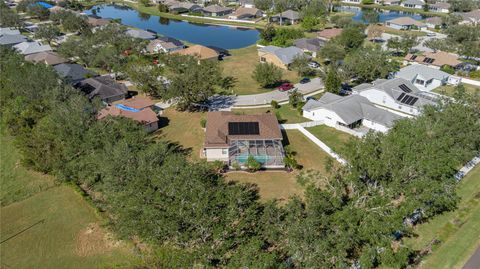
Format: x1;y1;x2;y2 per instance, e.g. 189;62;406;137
75;223;121;257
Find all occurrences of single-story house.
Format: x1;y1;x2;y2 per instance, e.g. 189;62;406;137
303;92;403;133
76;75;128;103
97;96;159;132
125;28;157;40
385;17;427;30
173;45;220;60
203;111;285;169
146;37;184;53
456;9;480;25
239;0;255;8
258;45;309;69
0;27;20;35
0;32;27;47
429;2;450;13
404;51;462;68
293;38;325;57
12;41;52;55
24;51;68;65
317;28;343;41
167;1;202;13
425;16;443;28
202;5;233;17
87;16;111;28
353;78;438;116
394;64;456;91
382;0;401;6
270;10;300;25
54;63;97;85
228;7;263;20
400;0;425;9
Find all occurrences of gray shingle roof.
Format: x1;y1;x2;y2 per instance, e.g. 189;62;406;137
0;34;27;46
203;5;232;13
395;64;450;82
12;41;52;55
54;63;97;83
77;76;128;102
0;27;21;35
259;45;308;65
402;0;425;6
125;29;156;40
272;10;300;20
294;38;325;52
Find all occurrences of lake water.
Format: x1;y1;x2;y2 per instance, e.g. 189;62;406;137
85;5;260;49
335;6;428;23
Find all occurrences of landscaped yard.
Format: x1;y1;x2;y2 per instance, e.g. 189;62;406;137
433;84;480;97
0;135;134;269
305;125;355;156
405;165;480;269
233;103;308;124
221;46;300;95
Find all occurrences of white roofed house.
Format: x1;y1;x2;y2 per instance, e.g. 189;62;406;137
125;28;157;40
401;0;425;9
303;93;403;134
394;64;457;91
385;17;427;30
353;78;439;116
12;41;52;55
429;2;451;13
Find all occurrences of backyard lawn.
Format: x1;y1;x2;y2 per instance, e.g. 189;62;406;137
221;46;300;95
232;103;308;124
305;125;355;157
0;135;134;269
433;84;480;97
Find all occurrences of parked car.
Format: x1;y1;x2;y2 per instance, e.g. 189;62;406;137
426;32;436;37
305;96;316;101
277;83;294;92
308;61;320;69
299;77;310;84
454;171;465;181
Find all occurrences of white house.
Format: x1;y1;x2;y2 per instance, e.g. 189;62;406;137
342;0;361;3
394;64;456;91
303;93;403;133
382;0;401;5
429;2;451;13
385;17;427;30
353;78;438;116
401;0;425;9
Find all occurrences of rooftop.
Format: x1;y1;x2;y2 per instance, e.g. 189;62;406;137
317;28;343;40
396;64;450;81
25;51;68;66
272;10;300;20
259;45;307;65
173;45;219;60
386;16;426;27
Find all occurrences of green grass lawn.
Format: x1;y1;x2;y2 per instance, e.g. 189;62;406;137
221;46;300;95
405;165;480;269
305;125;356;156
433;84;480;97
233;103;308;124
0;134;134;269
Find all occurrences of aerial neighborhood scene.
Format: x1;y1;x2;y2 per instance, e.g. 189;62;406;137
1;0;480;267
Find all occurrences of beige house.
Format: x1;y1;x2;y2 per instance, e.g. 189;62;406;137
258;45;309;69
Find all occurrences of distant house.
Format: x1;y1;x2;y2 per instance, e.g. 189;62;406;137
173;45;220;60
385;17;427;30
270;10;300;25
239;0;255;8
400;0;425;9
303;93;403;133
456;9;480;25
228;7;263;20
317;28;343;41
24;51;68;66
0;31;27;47
425;16;443;28
404;51;462;69
76;75;128;103
395;64;455;91
353;78;438;116
293;38;325;57
258;45;309;69
87;16;111;28
0;27;20;35
98;97;159;132
146;37;184;53
125;28;157;40
12;41;52;55
341;0;360;3
54;63;97;85
429;2;450;13
203;111;285;169
202;5;233;17
381;0;401;6
167;1;202;13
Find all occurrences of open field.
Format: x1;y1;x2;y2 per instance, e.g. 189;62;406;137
233;104;308;124
305;125;355;156
405;165;480;269
0;135;134;269
433;84;480;97
221;46;300;95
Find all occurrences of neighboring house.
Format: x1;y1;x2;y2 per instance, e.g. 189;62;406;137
146;37;184;53
425;16;443;28
354;78;438;116
303;93;403;133
97;97;159;132
0;27;20;35
381;0;401;6
77;75;128;103
401;0;425;9
87;16;111;28
341;0;360;3
270;10;300;25
228;7;263;20
173;45;220;60
404;51;462;68
24;51;68;65
203;111;285;169
54;63;97;85
385;17;427;30
12;41;52;55
429;2;450;13
293;38;325;57
125;28;157;40
0;32;27;47
317;28;343;41
167;1;202;13
239;0;255;8
202;5;233;17
258;45;309;69
456;9;480;25
394;64;455;91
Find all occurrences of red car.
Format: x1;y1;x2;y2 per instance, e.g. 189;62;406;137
277;83;294;92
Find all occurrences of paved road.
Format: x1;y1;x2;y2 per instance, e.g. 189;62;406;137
463;246;480;269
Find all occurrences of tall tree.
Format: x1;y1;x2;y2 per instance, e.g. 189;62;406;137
252;62;283;88
324;66;342;94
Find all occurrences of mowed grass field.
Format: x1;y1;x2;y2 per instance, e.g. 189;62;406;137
221;46;300;95
0;135;134;269
233;104;308;124
433;84;480;97
406;165;480;269
306;125;356;157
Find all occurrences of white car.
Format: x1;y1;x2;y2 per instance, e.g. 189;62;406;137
308;62;320;69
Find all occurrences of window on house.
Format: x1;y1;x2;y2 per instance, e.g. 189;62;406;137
415;79;425;85
222;148;228;155
260;57;266;62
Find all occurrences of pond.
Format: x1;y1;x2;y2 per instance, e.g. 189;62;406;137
85;5;260;49
335;5;428;23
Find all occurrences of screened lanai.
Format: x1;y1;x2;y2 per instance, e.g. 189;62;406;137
229;139;285;168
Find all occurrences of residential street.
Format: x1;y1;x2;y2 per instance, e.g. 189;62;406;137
462;246;480;269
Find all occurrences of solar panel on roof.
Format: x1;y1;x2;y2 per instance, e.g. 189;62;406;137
228;122;259;135
401;95;410;103
397;92;406;101
409;97;418;106
405;96;414;105
399;84;412;93
410;55;417;60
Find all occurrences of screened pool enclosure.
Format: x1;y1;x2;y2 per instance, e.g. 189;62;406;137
228;139;285;168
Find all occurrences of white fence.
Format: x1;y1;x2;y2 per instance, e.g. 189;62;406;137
460;77;480;87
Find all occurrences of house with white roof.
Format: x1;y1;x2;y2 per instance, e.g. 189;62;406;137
429;2;450;13
401;0;425;9
258;45;309;69
303;93;403;134
353;78;439;116
394;64;458;91
12;41;52;55
385;17;427;30
125;29;156;40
